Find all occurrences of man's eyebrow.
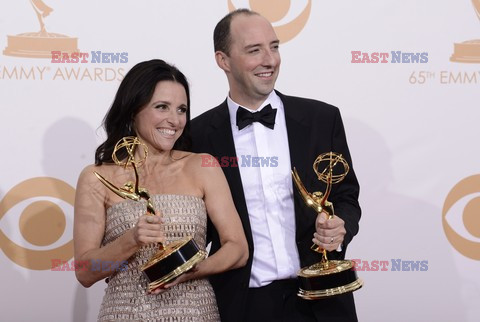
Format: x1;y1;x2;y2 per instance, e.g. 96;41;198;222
245;43;261;50
244;40;280;50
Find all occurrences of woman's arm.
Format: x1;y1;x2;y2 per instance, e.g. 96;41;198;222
161;154;248;290
197;155;249;273
73;165;164;287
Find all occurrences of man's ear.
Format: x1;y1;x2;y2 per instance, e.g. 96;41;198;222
215;51;230;72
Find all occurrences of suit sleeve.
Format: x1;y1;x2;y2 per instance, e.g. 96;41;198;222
330;108;361;247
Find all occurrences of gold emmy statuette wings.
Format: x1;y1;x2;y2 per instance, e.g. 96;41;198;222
31;0;53;17
93;171;140;202
473;0;480;19
93;170;155;216
292;167;335;218
30;0;53;33
292;167;323;213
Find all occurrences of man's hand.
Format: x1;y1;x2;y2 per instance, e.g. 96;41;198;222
312;212;346;251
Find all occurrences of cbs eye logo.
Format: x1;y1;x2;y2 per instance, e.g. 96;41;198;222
442;174;480;260
228;0;312;43
0;177;75;270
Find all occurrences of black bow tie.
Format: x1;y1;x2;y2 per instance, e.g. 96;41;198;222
236;104;277;130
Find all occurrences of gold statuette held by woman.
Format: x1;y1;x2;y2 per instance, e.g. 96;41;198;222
292;152;363;299
94;137;206;292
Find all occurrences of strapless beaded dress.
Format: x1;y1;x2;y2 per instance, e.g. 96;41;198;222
97;194;220;322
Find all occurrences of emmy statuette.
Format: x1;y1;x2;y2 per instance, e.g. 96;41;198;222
292;152;363;299
3;0;78;58
450;0;480;63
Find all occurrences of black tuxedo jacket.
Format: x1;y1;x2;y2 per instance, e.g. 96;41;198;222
191;91;361;322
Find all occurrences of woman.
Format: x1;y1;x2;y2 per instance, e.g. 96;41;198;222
74;59;248;321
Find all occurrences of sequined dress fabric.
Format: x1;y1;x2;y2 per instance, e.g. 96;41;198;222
97;195;220;322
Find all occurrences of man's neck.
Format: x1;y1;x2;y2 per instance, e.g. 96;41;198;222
228;92;273;111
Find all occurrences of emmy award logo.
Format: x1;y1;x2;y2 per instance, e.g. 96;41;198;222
3;0;78;58
451;0;480;63
292;152;363;299
94;137;207;292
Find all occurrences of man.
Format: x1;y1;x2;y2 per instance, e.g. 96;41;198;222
191;9;361;322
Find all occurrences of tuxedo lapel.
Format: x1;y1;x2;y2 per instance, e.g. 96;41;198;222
278;92;318;241
206;102;253;240
207;103;237;166
278;92;311;183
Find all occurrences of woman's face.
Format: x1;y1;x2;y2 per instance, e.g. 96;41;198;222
134;80;188;153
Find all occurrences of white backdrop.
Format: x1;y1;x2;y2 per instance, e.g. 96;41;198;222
1;1;479;321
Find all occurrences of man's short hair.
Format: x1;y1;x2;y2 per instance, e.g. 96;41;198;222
213;8;259;55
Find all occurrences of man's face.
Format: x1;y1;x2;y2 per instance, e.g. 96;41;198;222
223;14;281;109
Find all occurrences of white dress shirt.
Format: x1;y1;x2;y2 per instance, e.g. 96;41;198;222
227;91;301;288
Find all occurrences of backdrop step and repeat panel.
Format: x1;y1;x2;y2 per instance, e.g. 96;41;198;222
1;1;479;321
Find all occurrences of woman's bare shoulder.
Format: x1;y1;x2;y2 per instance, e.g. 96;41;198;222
179;152;219;171
77;163;119;185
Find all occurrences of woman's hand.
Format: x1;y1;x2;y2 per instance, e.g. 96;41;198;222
148;265;200;295
132;215;165;247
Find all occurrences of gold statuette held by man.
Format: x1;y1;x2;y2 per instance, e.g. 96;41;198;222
292;152;363;299
94;137;206;292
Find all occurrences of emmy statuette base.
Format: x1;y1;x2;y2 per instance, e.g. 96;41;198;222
3;32;78;58
297;260;363;300
450;40;480;63
141;236;207;292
